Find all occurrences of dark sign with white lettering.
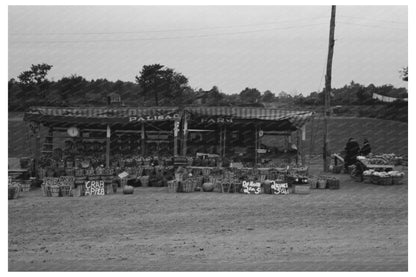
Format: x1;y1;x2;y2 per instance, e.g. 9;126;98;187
84;180;105;196
129;113;180;122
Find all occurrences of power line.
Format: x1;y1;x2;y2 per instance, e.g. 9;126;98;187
10;22;328;44
337;21;407;31
337;15;407;25
10;16;329;36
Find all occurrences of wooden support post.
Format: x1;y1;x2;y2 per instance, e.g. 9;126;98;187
141;123;145;156
254;125;258;167
223;126;227;157
219;127;223;157
106;125;111;168
173;120;179;157
296;129;301;165
49;127;54;154
301;125;306;165
182;115;188;156
34;123;41;178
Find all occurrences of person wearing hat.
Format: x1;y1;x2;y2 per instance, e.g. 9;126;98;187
360;139;372;156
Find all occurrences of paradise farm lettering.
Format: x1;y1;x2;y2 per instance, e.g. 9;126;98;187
129;114;180;122
85;180;105;196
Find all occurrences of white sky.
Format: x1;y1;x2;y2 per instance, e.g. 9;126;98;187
8;5;408;95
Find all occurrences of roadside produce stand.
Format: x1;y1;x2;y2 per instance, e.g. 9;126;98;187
23;106;314;196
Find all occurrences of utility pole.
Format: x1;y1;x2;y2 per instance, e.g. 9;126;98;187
323;5;336;172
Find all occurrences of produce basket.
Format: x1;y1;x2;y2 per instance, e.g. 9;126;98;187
50;185;60;197
308;177;318;189
370;175;380;184
41;184;51;197
327;178;340;189
317;178;327;189
8;185;20;200
167;180;178;193
60;185;72;197
377;176;392;186
332;165;343;174
262;181;273;194
363;175;372;183
19;181;31;192
391;176;404;185
139;176;149;187
181;179;195;193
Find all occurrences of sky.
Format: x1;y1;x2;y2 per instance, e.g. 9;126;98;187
8;5;408;95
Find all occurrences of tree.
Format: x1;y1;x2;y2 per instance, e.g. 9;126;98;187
262;90;275;102
239;87;261;104
203;86;225;105
18;63;53;86
135;64;189;106
400;66;408;82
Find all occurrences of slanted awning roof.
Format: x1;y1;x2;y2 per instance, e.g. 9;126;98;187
185;106;313;129
24;106;182;125
24;106;314;130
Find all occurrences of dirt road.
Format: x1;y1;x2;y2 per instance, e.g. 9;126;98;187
8;167;407;271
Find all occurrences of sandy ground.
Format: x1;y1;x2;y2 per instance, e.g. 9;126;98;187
8;162;408;271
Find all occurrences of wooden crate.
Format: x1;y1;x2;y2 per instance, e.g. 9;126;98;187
292;184;310;194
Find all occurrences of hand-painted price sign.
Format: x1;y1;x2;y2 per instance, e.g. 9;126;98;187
242;181;261;194
271;182;289;195
84;180;105;196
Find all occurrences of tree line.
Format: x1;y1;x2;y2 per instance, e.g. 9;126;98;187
8;63;408;122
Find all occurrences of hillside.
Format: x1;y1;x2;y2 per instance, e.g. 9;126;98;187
303;117;408;155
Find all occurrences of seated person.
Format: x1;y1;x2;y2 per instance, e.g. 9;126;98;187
360;139;371;156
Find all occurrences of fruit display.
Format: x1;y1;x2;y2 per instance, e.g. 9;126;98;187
363;170;405;186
